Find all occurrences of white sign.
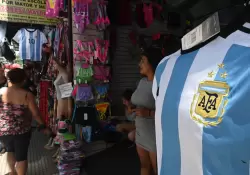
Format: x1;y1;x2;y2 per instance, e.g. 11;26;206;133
59;83;73;98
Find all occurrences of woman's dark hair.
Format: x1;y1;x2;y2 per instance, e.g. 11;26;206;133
7;68;26;84
122;89;134;101
141;47;163;72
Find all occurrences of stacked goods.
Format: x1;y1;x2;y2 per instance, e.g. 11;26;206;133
57;139;84;175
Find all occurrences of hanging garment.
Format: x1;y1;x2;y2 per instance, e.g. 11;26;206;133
12;28;48;61
0;22;7;42
94;2;110;31
153;36;250;175
39;81;51;126
73;40;94;62
93;65;110;81
75;84;93;102
94;39;109;63
143;3;154;27
48;28;56;47
75;64;93;84
46;0;58;17
94;84;109;99
73;106;98;127
95;102;111;121
73;3;90;34
53;24;63;58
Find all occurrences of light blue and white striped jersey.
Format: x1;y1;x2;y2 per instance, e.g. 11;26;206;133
152;23;250;99
153;31;250;175
13;28;47;61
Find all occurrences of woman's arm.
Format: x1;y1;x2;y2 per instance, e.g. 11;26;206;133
27;92;45;125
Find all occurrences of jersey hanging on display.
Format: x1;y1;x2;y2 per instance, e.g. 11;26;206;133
153;32;250;175
12;28;48;61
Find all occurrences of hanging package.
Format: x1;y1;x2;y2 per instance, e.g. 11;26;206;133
76;84;93;102
75;63;93;84
93;65;110;81
94;84;109;99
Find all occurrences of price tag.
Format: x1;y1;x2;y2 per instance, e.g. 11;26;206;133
181;12;220;50
181;25;202;50
84;113;88;120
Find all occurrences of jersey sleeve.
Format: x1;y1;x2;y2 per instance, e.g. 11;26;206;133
152;50;181;99
12;30;21;43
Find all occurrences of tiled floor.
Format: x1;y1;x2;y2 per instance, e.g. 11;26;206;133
0;131;112;175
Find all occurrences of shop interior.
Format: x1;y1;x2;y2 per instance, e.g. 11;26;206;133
0;0;249;174
0;0;181;175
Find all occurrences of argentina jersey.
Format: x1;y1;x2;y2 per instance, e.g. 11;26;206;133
154;34;250;175
13;28;47;61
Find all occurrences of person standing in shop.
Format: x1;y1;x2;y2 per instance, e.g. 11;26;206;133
0;68;51;175
131;47;162;175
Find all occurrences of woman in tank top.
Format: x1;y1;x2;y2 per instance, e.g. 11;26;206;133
131;47;163;175
0;68;50;175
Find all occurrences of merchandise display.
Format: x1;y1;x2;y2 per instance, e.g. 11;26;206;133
57;138;84;175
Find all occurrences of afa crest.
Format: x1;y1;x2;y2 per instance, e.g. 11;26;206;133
190;64;230;127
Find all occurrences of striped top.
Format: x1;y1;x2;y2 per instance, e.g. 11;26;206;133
13;28;47;61
153;31;250;175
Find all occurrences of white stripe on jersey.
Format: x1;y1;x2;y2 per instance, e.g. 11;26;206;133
178;37;231;175
152;50;181;99
155;55;178;174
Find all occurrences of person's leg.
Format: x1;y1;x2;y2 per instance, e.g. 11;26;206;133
136;145;151;175
116;123;126;132
128;130;135;142
149;151;157;175
15;161;28;175
0;136;16;174
7;152;17;174
14;132;31;175
116;123;135;133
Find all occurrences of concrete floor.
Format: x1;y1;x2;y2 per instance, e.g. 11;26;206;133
0;131;111;175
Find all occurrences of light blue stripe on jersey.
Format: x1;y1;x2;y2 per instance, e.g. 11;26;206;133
161;50;198;175
21;29;26;60
35;30;41;61
30;32;34;61
155;59;169;91
202;44;250;175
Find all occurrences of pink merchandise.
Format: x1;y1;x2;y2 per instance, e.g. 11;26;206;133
46;0;56;17
93;65;110;81
143;3;154;27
